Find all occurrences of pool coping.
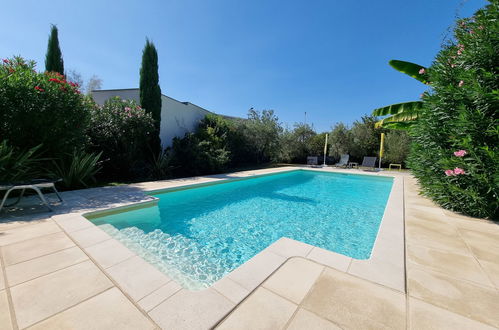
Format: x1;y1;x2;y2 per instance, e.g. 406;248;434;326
52;166;406;329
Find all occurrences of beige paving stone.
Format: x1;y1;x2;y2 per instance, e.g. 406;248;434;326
212;276;250;304
287;308;341;330
306;247;351;272
405;219;471;255
0;218;51;231
406;244;493;287
444;210;499;234
409;297;496;330
6;246;88;286
149;288;234;330
216;287;297;330
27;287;156;330
138;280;182;312
106;256;170;301
479;260;499;289
84;239;135;269
301;267;406;329
465;242;499;264
0;258;5;290
68;225;111;248
263;258;323;304
227;250;286;291
0;290;13;330
0;221;60;247
2;231;75;266
267;237;314;258
347;255;405;292
53;215;94;233
10;260;113;329
407;267;499;328
459;229;499;249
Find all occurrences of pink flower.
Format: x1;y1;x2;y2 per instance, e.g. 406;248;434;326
454;150;467;157
469;29;474;34
124;107;131;112
458;80;464;87
34;86;45;92
2;59;9;64
457;50;463;55
453;167;465;175
445;169;455;176
418;68;425;74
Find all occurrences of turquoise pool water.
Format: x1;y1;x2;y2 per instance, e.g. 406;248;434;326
90;170;393;289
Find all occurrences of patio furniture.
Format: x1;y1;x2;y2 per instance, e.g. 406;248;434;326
347;162;358;169
334;154;350;168
307;156;319;166
360;157;377;171
0;179;63;212
389;163;402;171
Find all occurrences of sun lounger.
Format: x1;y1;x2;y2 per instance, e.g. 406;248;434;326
334;154;350;168
361;156;377;171
0;179;63;212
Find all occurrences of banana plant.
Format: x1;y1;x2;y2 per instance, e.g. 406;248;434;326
372;60;428;129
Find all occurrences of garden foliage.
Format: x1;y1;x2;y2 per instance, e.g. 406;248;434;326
45;25;64;75
87;97;155;179
409;2;498;219
0;57;90;158
140;39;162;154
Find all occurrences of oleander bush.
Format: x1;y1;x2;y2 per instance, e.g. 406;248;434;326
0;56;90;158
408;2;499;219
87;97;155;179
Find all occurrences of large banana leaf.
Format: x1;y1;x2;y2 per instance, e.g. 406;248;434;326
389;60;428;84
372;101;423;116
374;101;423;129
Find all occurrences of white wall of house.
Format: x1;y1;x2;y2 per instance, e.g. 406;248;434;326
91;89;215;147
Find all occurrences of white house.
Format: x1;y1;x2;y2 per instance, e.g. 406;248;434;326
92;88;237;147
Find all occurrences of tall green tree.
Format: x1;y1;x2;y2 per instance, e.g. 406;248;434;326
139;39;162;153
45;25;64;74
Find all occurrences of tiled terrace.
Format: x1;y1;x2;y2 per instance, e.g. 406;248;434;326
0;167;497;329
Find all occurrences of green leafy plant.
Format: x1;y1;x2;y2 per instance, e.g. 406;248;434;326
87;97;155;180
0;56;90;158
50;150;102;189
149;151;174;180
409;2;499;219
372;60;428;129
0;141;44;182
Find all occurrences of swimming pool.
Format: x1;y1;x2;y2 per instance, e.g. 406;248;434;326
89;170;393;290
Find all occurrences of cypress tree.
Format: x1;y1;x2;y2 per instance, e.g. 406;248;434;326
140;39;162;153
45;25;64;74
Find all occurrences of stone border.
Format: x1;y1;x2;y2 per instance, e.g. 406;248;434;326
53;166;405;329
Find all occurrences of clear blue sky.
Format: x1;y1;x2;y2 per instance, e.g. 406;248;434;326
1;0;487;132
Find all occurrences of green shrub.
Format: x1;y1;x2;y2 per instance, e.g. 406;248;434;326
409;2;499;219
87;97;155;179
49;150;102;189
0;56;90;158
0;141;44;182
383;131;411;166
171;114;231;175
239;109;283;164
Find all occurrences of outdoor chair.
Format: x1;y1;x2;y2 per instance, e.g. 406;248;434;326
334;154;349;168
0;179;63;212
360;156;377;171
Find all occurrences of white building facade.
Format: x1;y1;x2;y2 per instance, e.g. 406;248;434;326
92;89;232;147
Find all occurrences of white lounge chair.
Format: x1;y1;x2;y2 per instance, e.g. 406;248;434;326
0;179;63;212
334;154;350;167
